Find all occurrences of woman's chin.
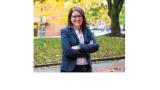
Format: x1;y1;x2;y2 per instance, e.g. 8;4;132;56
74;23;82;26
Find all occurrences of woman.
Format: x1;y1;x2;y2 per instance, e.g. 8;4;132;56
60;6;99;72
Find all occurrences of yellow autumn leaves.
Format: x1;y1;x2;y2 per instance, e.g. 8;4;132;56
34;0;111;26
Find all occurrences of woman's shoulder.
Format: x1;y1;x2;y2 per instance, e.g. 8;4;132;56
61;26;69;33
85;27;92;33
61;26;74;33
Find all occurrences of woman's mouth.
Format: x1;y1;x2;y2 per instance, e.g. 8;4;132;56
75;21;82;24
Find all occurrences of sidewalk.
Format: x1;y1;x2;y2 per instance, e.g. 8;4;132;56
34;59;125;72
93;62;125;72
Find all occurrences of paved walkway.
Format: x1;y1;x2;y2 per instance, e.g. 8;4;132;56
92;59;125;72
34;59;125;72
93;62;125;72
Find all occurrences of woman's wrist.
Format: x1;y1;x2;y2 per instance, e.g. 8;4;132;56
71;45;80;50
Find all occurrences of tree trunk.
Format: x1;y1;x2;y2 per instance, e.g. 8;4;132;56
107;0;124;37
110;5;121;36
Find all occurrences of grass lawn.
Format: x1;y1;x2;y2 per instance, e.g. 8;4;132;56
34;35;125;65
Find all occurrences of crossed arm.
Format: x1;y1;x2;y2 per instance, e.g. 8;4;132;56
61;29;99;59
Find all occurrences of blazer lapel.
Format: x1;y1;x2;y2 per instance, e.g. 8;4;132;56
69;28;80;45
69;27;90;45
82;29;90;44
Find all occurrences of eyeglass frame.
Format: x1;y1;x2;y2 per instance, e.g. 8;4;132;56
71;15;83;19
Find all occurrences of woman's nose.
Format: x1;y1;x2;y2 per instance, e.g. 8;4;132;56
76;17;80;20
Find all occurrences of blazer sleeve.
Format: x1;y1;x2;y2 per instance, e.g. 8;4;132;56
79;29;99;53
61;28;86;59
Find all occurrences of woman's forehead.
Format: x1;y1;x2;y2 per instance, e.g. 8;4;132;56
72;11;81;15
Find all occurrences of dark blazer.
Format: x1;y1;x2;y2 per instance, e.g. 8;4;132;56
60;27;99;72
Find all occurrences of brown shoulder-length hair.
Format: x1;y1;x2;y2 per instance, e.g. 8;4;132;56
67;6;88;30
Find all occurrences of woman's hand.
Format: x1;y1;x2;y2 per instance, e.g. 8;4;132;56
71;45;80;50
71;40;93;50
89;40;93;44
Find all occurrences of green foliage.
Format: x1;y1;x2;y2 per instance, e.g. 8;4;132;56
34;35;125;65
119;4;125;25
85;1;111;26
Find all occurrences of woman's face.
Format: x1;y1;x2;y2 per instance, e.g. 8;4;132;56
71;11;83;28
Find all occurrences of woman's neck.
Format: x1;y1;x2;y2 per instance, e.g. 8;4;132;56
74;26;81;31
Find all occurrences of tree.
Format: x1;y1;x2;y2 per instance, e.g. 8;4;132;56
106;0;124;36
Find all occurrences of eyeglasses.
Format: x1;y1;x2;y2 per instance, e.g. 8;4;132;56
71;15;82;19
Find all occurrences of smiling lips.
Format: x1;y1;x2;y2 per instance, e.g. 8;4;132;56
74;20;82;25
